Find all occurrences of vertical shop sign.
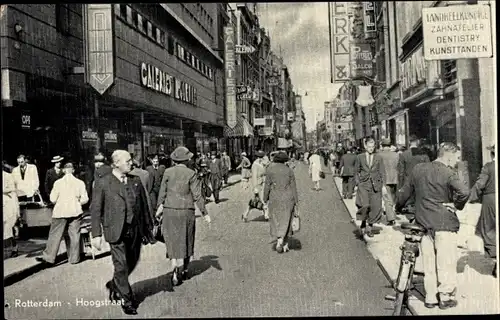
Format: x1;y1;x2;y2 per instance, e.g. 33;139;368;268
224;26;237;128
351;42;374;77
84;4;115;95
363;2;376;36
330;2;351;82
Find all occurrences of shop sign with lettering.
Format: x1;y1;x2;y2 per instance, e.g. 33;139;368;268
400;47;427;93
363;2;376;36
140;63;173;96
104;130;118;143
21;112;30;129
82;128;98;142
224;26;237;128
175;78;198;106
351;42;374;78
331;2;351;82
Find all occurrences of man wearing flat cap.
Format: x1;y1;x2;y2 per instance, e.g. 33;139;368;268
378;138;399;226
36;162;89;267
469;144;496;278
44;155;65;198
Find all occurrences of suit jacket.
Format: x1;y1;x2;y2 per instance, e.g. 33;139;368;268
397;147;430;187
44;168;64;196
94;164;112;181
90;173;155;244
339;153;357;177
129;168;153;216
50;174;89;218
378;150;399;185
12;164;40;198
469;160;495;203
146;165;166;195
354;152;386;192
156;164;207;214
263;162;298;205
396;162;469;233
208;158;223;178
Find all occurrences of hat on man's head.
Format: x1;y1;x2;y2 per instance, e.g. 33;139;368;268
94;154;105;162
273;151;289;163
51;155;64;163
170;146;193;162
256;150;265;158
241;152;247;156
381;138;391;147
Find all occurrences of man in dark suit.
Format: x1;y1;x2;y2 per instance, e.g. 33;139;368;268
146;154;166;211
207;151;223;204
397;135;430;211
44;155;65;198
90;150;155;315
396;142;469;310
339;147;357;199
354;137;386;237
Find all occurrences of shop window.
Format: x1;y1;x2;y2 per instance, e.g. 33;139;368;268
56;4;71;36
167;35;175;54
147;21;154;39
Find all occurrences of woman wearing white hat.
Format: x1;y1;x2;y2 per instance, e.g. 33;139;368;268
44;155;64;198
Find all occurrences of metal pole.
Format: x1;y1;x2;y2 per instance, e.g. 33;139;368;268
328;2;334;84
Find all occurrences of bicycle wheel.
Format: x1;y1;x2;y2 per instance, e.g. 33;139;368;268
392;291;405;316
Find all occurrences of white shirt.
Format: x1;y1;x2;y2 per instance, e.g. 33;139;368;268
50;174;89;218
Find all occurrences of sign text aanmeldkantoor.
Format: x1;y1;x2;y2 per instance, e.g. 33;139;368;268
331;2;351;82
224;26;237;128
422;5;493;60
140;62;197;106
84;4;115;95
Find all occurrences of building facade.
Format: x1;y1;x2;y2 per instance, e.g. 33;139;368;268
1;4;226;181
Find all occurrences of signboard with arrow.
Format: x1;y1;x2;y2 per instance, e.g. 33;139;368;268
235;45;256;54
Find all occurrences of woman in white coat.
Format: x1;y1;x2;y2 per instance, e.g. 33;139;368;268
309;150;322;191
3;164;20;257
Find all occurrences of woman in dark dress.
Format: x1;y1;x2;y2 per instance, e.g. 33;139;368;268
155;147;211;286
263;151;299;253
469;144;496;277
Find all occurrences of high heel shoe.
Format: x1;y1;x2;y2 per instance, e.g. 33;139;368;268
241;214;248;223
283;243;289;253
276;238;284;253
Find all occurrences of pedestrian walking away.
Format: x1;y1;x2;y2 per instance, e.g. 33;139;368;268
236;152;252;190
395;142;469;310
3;162;20;258
44;155;65;199
155;146;211;287
378;138;399;226
339;147;357;199
36;162;89;266
146;154;166;212
242;150;269;222
469;144;497;278
207;152;223;203
309;150;323;191
221;151;231;186
354;137;386;237
90;150;156;315
263;151;299;253
397;135;430;211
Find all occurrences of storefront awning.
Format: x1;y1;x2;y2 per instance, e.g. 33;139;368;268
387;108;408;121
224;117;254;138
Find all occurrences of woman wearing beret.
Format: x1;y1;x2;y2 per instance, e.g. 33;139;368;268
263;151;299;253
155;146;211;286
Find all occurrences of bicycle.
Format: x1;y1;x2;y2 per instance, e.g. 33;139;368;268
384;222;426;316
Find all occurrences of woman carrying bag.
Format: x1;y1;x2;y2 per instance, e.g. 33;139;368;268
155;147;211;286
263;151;299;253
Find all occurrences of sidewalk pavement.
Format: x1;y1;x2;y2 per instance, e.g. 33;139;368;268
333;176;499;315
4;173;242;286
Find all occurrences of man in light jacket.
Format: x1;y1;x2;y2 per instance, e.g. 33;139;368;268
12;154;40;200
36;162;89;266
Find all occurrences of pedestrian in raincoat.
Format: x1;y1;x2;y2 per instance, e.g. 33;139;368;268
469;144;496;277
309;150;323;191
263;151;299;253
242;150;268;222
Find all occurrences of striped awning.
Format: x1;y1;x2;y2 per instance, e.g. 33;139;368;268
224;116;254;138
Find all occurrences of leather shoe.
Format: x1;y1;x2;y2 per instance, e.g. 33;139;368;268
439;299;458;310
424;302;438;309
105;281;121;302
387;221;396;226
122;305;138;315
35;257;54;267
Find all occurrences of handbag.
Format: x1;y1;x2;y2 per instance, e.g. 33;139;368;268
20;191;53;228
292;216;300;233
248;193;264;210
152;218;165;243
319;171;326;179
